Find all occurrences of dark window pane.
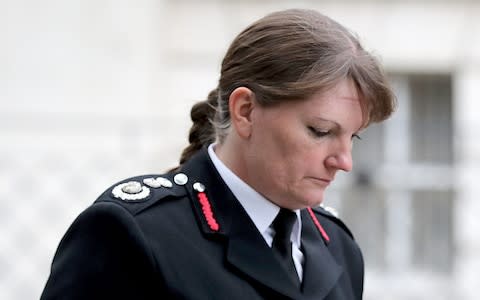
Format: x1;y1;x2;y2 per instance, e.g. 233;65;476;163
412;190;454;273
410;75;453;163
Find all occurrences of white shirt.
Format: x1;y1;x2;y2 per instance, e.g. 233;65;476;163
208;144;304;281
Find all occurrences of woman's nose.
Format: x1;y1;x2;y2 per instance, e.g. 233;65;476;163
325;142;353;172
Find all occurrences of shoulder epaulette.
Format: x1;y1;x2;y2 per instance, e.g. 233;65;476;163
95;173;187;215
312;206;354;239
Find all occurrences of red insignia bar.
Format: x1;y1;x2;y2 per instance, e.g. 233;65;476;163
307;207;330;243
197;192;220;232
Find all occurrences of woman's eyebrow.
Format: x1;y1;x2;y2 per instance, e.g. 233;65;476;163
312;117;340;129
313;117;362;134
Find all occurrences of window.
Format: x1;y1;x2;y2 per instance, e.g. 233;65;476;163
326;74;454;285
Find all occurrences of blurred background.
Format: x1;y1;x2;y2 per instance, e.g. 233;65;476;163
2;0;480;299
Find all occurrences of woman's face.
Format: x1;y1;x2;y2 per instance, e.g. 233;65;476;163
244;78;364;209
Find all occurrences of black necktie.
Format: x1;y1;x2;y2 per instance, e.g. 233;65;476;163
271;208;300;287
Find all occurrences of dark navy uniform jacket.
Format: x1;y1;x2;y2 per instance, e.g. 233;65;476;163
41;148;364;300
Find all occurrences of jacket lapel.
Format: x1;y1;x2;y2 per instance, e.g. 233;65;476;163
225;205;301;299
300;209;343;299
180;148;301;299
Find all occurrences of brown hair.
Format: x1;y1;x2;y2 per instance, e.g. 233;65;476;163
179;8;395;164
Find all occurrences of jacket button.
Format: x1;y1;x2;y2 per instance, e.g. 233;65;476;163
174;173;188;186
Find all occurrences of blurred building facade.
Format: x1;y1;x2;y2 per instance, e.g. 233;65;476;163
2;0;480;299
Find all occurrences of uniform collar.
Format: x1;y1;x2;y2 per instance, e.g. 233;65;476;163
207;143;301;247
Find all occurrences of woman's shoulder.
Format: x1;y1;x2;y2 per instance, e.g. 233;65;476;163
310;205;354;240
93;173;189;216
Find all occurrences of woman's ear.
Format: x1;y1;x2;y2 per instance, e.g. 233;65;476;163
228;87;255;139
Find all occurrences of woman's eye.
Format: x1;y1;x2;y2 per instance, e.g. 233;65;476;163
308;126;329;138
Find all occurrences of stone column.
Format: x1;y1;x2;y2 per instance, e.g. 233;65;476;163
453;17;480;298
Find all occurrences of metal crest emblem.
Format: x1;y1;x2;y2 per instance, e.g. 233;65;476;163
112;181;150;201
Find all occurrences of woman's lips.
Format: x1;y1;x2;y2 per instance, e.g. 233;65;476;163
309;177;333;185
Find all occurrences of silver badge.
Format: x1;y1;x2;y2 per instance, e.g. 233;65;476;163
143;177;162;188
323;205;339;218
143;177;173;188
193;182;205;192
325;206;338;218
157;177;173;188
112;181;150;201
174;173;188;186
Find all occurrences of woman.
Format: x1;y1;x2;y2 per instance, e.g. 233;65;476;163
41;8;395;300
